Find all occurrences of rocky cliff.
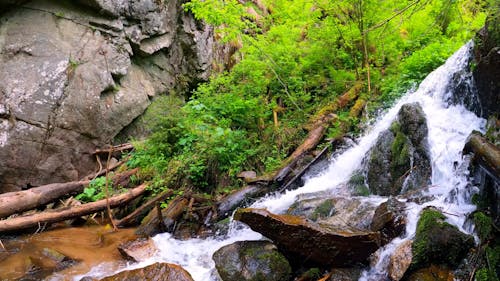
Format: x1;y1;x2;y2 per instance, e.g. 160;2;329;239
0;0;220;192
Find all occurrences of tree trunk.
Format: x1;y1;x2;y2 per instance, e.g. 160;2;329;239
0;169;138;219
464;132;500;175
0;184;147;233
115;189;174;227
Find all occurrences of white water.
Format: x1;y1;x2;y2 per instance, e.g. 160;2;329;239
76;41;486;281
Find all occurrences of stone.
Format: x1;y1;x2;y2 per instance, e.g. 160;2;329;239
388;240;412;281
370;198;407;244
326;268;362;281
212;240;291;281
98;262;194;281
237;171;258;181
117;238;157;262
367;103;431;196
234;208;382;267
411;207;474;270
405;265;455;281
0;0;220;193
288;196;379;230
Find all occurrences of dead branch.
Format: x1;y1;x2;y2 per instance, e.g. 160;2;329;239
0;184;147;233
115;189;174;227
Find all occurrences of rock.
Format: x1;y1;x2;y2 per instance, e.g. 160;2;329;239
98;262;194;281
325;268;362;281
234;208;382;267
367;103;431;196
473;12;500;118
405;265;455;281
212;240;291;281
411;207;474;270
388;240;412;281
370;198;407;243
0;0;221;193
41;247;78;270
117;238;157;262
288;196;379;230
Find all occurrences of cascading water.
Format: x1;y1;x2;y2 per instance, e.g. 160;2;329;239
75;41;485;281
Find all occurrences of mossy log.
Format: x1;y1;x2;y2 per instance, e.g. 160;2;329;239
0;169;138;219
272;82;363;184
464;132;500;176
0;184;147;233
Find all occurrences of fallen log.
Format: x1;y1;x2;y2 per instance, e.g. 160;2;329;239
463;132;500;176
0;170;138;219
0;184;147;233
136;196;189;237
115;189;174;227
273;82;363;184
94;143;134;155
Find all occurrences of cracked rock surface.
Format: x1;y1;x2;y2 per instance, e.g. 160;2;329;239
0;0;218;192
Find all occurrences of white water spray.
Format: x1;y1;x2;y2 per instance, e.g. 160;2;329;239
76;41;485;281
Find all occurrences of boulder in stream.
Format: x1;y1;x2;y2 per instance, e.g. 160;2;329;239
370;198;407;243
367;103;431;196
95;262;194;281
234;208;382;267
410;207;474;270
387;240;413;281
212;240;291;281
117;238;157;262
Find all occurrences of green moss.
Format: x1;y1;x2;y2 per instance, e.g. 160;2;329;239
391;131;410;167
353;184;370;196
302;268;322;279
473;212;493;241
311;200;335;220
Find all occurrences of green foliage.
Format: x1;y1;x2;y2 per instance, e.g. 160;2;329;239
75;177;110;203
129;0;489;195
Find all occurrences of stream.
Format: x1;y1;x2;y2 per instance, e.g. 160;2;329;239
60;41;485;280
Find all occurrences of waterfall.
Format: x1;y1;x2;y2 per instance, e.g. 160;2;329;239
75;41;486;281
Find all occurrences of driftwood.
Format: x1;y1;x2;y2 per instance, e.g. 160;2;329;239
0;169;138;219
115;189;174;227
0;184;147;233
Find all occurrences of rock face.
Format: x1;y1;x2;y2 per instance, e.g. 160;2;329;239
473;12;500;118
370;198;407;244
212;240;291;281
0;0;218;192
411;207;474;270
388;240;412;281
234;208;382;267
367;103;431;196
97;262;194;281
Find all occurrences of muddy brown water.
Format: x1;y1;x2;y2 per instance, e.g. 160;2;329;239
0;225;137;280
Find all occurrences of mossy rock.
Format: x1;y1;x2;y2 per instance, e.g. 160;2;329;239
213;240;291;281
411;208;474;270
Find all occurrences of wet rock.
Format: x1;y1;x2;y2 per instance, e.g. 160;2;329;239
325;268;362;281
234;208;382;267
213;240;291;281
98;262;194;281
388;240;412;281
41;247;78;270
217;185;268;220
136;197;188;237
367;103;431;196
411;207;474;270
405;265;455;281
288;196;379;230
117;238;157;262
370;198;407;243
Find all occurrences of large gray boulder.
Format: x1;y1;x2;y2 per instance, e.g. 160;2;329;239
367;103;432;196
0;0;219;192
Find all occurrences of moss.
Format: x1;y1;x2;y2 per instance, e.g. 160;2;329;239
311;200;335;220
391;131;410;167
411;208;474;270
301;268;322;279
473;212;493;241
353;184;370;196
